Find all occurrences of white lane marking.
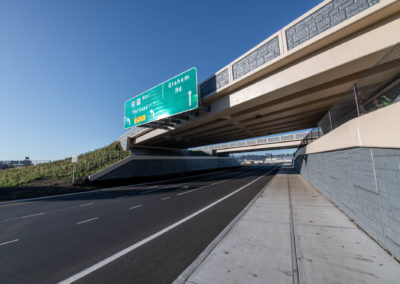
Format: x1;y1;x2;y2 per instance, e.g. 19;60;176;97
116;195;128;199
76;217;98;225
0;168;235;205
141;183;185;194
79;203;94;207
22;212;46;219
59;168;275;284
172;185;189;192
161;196;170;200
129;205;143;210
164;183;184;189
177;185;209;196
0;239;19;247
211;180;226;186
141;188;161;194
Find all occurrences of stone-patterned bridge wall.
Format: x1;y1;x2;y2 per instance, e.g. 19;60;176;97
199;0;380;98
286;0;379;50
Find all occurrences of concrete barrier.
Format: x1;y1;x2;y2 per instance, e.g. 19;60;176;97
89;155;240;182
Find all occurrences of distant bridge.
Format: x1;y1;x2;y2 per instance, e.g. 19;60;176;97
193;131;319;154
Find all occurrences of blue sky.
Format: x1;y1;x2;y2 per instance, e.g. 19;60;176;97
0;0;321;160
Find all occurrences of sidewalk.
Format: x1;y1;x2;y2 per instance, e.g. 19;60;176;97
175;169;400;284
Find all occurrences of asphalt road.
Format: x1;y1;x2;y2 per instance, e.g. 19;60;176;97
0;165;277;284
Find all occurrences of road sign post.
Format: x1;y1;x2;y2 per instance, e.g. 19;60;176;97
124;67;198;128
71;155;78;184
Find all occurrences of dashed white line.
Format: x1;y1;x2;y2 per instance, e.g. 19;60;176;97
164;183;184;189
141;188;162;194
59;168;275;284
177;185;209;196
79;203;94;207
129;205;143;210
116;195;129;199
211;180;226;185
76;217;98;225
142;183;185;194
22;212;46;219
0;239;19;247
172;185;189;192
161;196;170;200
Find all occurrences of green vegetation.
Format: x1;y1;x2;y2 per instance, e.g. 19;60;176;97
377;95;393;108
0;142;130;187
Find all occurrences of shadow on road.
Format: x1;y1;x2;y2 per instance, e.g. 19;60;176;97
0;165;279;202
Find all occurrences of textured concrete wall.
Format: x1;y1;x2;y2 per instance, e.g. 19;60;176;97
232;36;280;80
90;156;240;181
200;69;230;98
118;127;147;151
286;0;380;50
295;147;400;259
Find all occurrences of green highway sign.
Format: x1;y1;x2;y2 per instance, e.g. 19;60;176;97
124;67;198;128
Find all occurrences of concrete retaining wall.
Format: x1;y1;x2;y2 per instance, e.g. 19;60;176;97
89;156;240;181
295;147;400;259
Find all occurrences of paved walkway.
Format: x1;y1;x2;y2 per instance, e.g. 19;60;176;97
175;169;400;284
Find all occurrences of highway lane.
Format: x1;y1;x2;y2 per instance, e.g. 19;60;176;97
0;165;277;284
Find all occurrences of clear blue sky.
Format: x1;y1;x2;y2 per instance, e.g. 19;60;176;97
0;0;321;160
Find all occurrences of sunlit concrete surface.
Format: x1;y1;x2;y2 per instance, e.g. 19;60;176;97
177;169;400;284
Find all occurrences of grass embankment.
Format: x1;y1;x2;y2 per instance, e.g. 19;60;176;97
0;142;130;187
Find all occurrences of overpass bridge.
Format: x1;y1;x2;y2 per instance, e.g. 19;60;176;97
120;0;400;151
193;130;319;154
112;0;400;262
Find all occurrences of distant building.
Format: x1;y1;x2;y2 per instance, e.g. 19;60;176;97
0;157;32;169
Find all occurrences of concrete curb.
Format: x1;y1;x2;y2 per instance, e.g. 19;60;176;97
173;166;278;284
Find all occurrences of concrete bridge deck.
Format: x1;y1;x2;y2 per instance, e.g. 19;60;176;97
175;168;400;284
121;0;400;150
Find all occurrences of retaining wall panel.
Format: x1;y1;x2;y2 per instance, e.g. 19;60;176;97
297;147;400;259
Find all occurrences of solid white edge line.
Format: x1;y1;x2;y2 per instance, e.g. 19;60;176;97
21;212;46;219
59;167;275;284
0;239;19;247
173;166;278;284
177;186;209;196
161;196;170;200
141;188;161;194
129;205;143;210
211;180;226;186
176;167;260;197
76;217;98;225
79;203;94;207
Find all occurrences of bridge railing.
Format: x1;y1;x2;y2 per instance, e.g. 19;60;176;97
199;0;383;99
318;43;400;135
